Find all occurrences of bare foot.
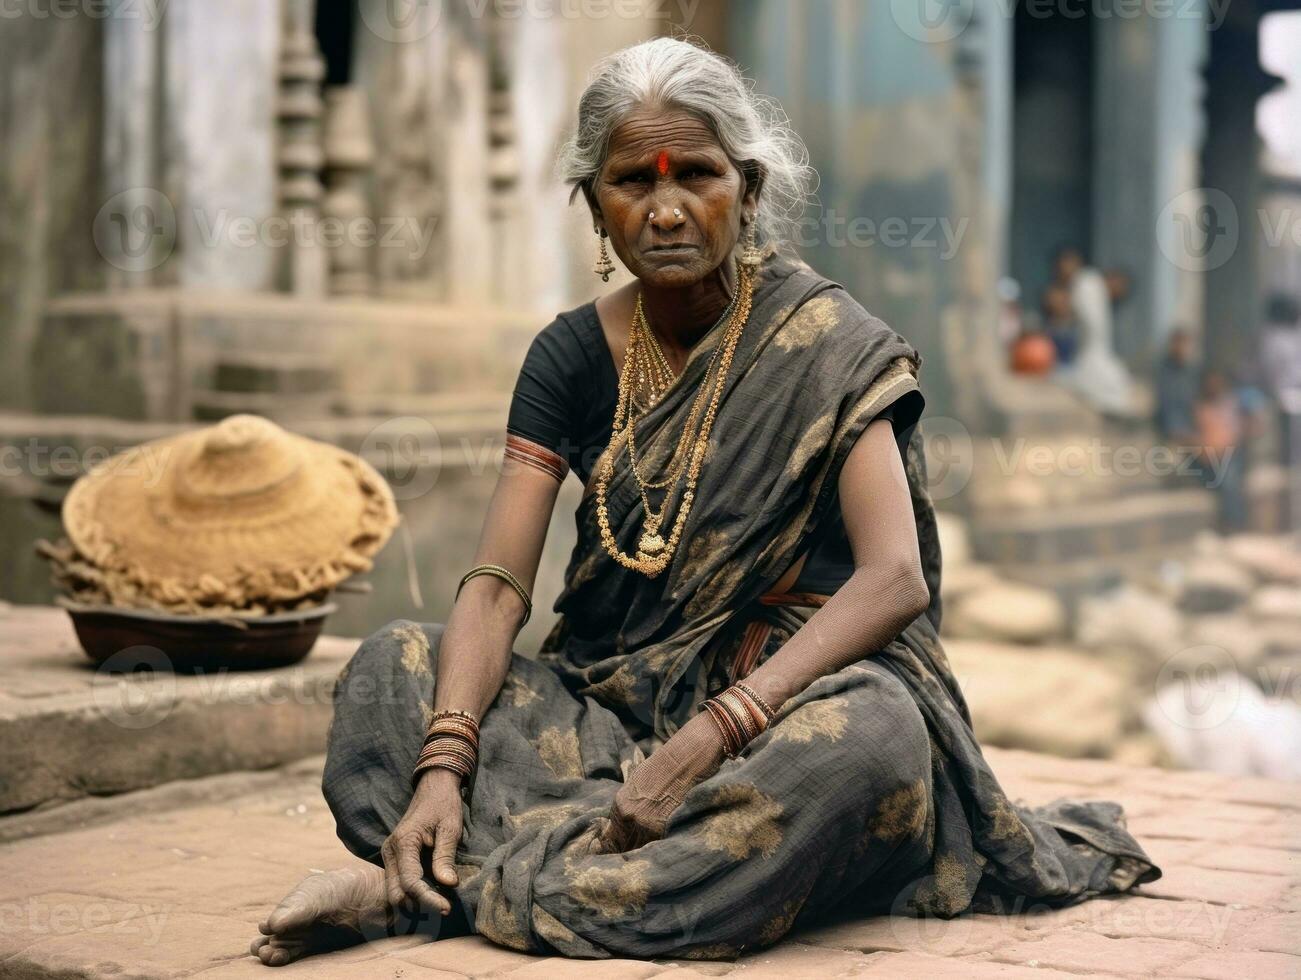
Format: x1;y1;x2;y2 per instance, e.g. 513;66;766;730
250;864;396;967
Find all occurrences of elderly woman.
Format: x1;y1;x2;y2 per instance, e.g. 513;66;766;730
252;38;1158;966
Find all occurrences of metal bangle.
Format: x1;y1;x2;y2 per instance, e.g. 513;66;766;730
456;563;532;625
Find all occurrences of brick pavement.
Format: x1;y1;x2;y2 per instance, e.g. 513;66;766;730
1;748;1296;979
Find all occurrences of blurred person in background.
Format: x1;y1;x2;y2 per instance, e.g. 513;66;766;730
1194;368;1263;532
1053;246;1137;417
250;37;1159;969
1260;292;1301;531
1156;327;1199;446
1041;280;1078;365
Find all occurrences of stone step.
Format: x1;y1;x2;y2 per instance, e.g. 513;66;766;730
967;489;1215;568
0;604;356;818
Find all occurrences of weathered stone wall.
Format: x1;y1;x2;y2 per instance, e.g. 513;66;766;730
0;9;106;412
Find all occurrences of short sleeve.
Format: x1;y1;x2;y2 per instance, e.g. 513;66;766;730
873;388;925;461
505;319;584;482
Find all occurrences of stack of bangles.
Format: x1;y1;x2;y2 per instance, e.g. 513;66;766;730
413;710;481;785
701;682;778;758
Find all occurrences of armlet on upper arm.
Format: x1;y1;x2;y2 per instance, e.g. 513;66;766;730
504;433;569;484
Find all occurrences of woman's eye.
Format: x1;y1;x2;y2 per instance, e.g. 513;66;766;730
617;173;649;185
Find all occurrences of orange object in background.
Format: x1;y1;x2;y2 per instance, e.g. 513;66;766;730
1010;332;1058;375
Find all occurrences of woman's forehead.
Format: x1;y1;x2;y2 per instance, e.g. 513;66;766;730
604;107;725;167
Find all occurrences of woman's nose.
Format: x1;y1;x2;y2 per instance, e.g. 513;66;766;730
648;202;685;232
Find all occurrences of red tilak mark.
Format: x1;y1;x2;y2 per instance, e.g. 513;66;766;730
656;151;670;176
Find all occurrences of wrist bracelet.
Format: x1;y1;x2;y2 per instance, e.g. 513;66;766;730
413;709;482;786
701;683;774;759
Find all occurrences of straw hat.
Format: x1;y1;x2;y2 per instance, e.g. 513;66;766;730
62;415;399;612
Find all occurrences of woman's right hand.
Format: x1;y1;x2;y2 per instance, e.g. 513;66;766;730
380;768;464;915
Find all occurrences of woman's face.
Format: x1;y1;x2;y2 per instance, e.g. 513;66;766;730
589;105;758;289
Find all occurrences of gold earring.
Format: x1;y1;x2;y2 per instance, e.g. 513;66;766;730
740;215;761;269
594;231;615;282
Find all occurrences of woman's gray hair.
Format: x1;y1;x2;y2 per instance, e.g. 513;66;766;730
557;37;815;249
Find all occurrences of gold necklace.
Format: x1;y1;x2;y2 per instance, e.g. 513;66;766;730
625;289;738;495
594;262;756;577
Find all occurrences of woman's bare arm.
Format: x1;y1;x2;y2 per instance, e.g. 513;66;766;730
385;450;561;911
588;416;929;852
743;416;930;708
431;455;562;719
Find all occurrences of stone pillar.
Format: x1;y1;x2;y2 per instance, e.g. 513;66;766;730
1092;5;1209;365
103;2;168;287
277;0;328;297
101;0;280;291
322;86;376;297
351;0;445;299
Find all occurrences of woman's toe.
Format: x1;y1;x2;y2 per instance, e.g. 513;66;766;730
264;895;316;936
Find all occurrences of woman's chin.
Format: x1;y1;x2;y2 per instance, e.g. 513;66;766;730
630;254;720;290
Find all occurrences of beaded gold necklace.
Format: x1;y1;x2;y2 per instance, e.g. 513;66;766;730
594;257;757;578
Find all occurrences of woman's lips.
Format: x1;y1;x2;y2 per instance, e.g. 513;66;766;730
646;243;700;254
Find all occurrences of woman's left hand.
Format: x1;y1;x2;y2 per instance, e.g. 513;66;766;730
579;712;728;854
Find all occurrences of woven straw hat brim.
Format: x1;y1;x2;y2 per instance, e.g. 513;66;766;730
63;424;398;610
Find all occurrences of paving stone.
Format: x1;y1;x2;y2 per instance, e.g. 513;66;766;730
1187;844;1300;877
1229;912;1301;954
389;934;540;975
699;941;873;979
494;955;665;979
1169;949;1301;979
852;950;1102;978
1027;895;1252;947
1140;864;1291;908
796;910;1027;957
988;931;1207;975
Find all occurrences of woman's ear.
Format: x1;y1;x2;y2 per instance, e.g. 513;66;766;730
578;182;604;235
740;161;766;213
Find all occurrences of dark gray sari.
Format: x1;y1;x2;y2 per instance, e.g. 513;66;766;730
323;251;1160;959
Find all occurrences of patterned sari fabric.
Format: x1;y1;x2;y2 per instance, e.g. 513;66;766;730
323;252;1160;959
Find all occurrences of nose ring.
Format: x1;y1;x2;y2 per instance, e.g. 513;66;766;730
648;211;655;220
673;208;682;218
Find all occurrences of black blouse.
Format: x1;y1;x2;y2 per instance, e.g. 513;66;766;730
506;302;921;596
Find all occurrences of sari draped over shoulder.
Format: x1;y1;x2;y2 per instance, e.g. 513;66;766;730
323;251;1160;960
540;251;936;739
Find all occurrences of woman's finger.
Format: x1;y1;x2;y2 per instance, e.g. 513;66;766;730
431;819;461;889
381;838;406;910
396;834;449;915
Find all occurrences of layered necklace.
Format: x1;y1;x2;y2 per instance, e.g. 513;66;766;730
594;256;757;578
